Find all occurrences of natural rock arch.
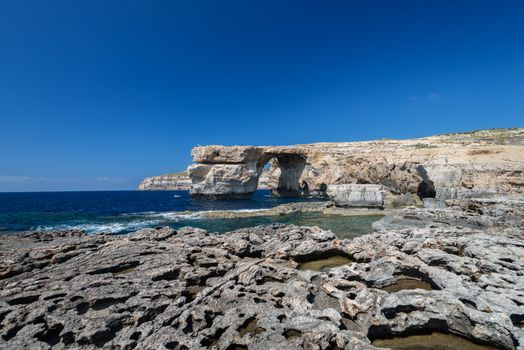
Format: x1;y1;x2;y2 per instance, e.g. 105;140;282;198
187;146;446;200
258;154;309;197
188;146;312;198
417;180;436;198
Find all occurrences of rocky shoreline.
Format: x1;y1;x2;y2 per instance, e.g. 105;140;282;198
1;196;523;349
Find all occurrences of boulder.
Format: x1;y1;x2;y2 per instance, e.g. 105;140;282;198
326;184;388;208
384;192;423;208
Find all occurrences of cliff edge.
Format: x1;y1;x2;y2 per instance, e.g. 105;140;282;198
139;170;271;191
188;128;524;200
138;171;192;191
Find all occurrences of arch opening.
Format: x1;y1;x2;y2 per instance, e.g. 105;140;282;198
417;180;436;199
256;154;309;197
318;183;328;197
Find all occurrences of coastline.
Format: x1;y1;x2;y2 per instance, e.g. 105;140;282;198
1;196;522;349
2;128;523;348
3;1;523;347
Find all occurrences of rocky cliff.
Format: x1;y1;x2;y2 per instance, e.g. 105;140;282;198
188;128;524;200
138;172;192;191
139;170;270;191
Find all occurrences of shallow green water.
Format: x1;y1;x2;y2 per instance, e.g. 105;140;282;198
175;212;382;238
372;332;497;350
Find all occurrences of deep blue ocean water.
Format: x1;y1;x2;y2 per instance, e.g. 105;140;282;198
0;190;380;238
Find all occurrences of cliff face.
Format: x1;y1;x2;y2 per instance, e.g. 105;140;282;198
139;170;270;191
188;128;524;199
138;172;192;191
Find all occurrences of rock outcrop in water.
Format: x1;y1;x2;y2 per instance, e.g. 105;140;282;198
326;184;390;208
1;197;523;349
188;128;524;200
139;170;270;191
138;172;192;191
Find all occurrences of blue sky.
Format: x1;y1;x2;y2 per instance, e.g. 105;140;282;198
0;1;523;191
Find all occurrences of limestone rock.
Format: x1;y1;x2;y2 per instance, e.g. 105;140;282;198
140;170;270;192
1;196;523;349
138;172;192;190
188;163;260;198
326;184;388;208
191;145;264;164
187;128;524;200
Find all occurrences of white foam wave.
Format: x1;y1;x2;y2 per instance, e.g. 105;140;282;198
36;219;162;235
151;212;202;219
146;208;271;219
120;211;158;217
114;208;273;225
32;207;275;234
121;210;200;219
223;208;270;213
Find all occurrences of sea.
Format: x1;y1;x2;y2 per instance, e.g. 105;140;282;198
0;190;381;239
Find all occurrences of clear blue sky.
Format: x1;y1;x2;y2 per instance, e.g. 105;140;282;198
1;1;523;191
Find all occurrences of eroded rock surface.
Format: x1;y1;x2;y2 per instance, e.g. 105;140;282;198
326;184;389;208
188;128;524;200
1;196;523;349
138;172;192;191
140;170;270;191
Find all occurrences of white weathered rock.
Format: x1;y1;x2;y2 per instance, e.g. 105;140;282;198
138;172;192;190
326;184;388;208
188;163;260;198
140;169;271;191
187;128;524;200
